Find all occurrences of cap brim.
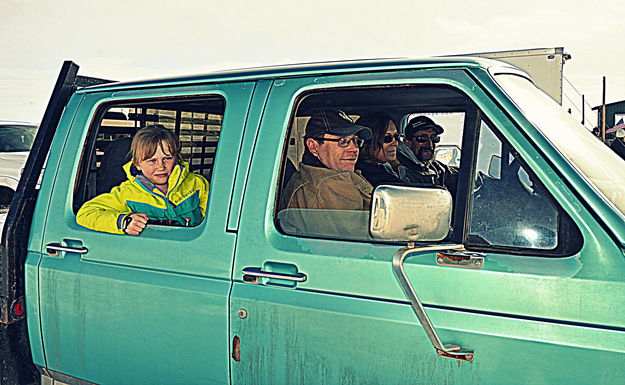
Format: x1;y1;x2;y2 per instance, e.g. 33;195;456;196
414;123;444;135
328;124;372;140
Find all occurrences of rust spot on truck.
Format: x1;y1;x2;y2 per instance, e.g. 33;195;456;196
436;348;474;363
437;252;470;263
232;335;241;362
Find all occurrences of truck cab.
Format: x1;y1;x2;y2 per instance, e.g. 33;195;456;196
2;58;625;385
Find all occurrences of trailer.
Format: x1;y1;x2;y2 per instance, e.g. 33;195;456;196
456;47;570;105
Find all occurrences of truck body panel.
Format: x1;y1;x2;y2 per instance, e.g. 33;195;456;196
1;58;623;384
230;68;625;384
32;82;256;384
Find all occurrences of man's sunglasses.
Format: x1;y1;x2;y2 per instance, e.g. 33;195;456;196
315;136;364;148
412;134;441;143
383;133;400;143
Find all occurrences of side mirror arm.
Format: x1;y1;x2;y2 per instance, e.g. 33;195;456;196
392;244;475;362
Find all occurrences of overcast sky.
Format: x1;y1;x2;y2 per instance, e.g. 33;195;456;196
2;0;624;127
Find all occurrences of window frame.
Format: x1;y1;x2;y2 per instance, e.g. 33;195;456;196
464;114;583;257
72;94;227;213
273;79;582;258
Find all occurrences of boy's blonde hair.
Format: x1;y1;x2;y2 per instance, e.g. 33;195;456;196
131;125;181;164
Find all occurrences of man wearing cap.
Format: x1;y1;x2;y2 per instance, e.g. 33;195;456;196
397;115;458;193
610;128;625;160
280;109;374;211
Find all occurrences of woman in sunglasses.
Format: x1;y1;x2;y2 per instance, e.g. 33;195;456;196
356;111;418;187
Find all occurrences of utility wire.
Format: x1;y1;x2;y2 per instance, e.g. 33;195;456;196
563;75;596;111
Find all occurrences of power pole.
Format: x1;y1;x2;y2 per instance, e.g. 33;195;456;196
602;76;606;143
581;94;585;125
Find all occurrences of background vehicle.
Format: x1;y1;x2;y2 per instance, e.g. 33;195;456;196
462;47;569;105
0;121;37;209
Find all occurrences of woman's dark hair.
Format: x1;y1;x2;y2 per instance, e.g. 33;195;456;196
356;111;396;162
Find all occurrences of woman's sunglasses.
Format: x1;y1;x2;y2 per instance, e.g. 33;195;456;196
383;133;400;143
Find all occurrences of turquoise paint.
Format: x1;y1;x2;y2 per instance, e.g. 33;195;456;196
33;82;255;384
23;58;625;384
231;284;625;385
78;58;487;94
232;67;625;384
467;67;625;246
25;93;86;368
227;79;273;231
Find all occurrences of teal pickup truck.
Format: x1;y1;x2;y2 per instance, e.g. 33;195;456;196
1;58;624;385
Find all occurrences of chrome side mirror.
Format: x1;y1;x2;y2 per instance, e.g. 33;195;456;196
369;185;452;242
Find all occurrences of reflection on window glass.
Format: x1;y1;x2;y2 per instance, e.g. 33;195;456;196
469;120;558;249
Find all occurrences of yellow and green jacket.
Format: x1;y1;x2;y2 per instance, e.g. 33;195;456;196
76;161;209;234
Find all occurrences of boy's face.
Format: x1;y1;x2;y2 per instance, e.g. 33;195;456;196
135;141;176;188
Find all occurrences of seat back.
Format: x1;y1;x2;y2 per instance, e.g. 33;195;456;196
96;137;132;195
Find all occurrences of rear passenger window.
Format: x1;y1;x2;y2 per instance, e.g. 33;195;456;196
73;97;225;213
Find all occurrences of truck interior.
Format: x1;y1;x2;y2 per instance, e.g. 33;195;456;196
276;83;581;255
277;84;469;241
72;97;225;213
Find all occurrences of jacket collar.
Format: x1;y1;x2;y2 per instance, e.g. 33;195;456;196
298;163;372;196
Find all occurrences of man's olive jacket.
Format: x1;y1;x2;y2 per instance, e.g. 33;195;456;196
280;163;373;211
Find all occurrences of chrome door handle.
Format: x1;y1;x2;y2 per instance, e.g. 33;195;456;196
242;266;307;283
393;244;474;362
46;242;88;256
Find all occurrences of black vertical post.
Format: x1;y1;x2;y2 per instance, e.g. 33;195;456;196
602;76;607;143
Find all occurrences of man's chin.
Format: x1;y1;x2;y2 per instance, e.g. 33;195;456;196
338;161;356;171
418;149;433;162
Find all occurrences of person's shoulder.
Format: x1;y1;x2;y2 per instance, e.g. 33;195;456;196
182;166;209;187
356;159;383;173
188;170;209;183
433;160;458;173
109;179;137;195
317;169;372;195
299;164;337;185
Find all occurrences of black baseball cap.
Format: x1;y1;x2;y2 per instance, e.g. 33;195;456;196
405;116;444;138
305;109;372;140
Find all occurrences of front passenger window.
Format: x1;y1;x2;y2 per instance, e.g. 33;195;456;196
468;120;580;253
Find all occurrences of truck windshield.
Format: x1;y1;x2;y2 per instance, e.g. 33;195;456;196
493;73;625;218
0;124;36;152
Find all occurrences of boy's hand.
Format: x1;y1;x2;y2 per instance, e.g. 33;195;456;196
124;213;149;235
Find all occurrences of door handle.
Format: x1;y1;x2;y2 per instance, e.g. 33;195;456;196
393;244;474;362
242;266;307;283
46;242;88;256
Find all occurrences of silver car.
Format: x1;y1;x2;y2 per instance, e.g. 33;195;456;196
0;120;37;209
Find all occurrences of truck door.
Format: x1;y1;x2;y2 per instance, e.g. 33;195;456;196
37;82;255;384
230;68;625;384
